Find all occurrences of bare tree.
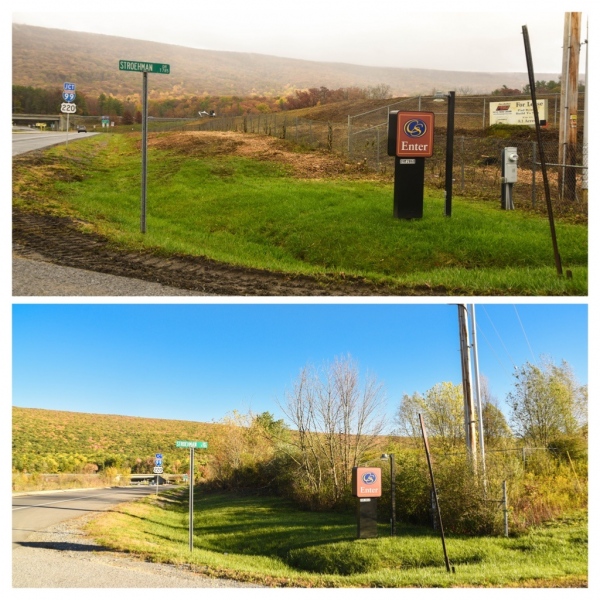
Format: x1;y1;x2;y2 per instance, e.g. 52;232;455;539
278;355;387;507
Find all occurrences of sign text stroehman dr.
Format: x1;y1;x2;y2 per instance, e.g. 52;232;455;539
176;440;208;449
119;60;170;74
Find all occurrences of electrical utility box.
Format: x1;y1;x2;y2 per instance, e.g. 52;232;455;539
501;147;518;210
502;147;518;183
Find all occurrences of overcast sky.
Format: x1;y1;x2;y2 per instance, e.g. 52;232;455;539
10;1;593;74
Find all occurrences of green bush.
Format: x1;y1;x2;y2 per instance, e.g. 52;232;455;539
387;450;431;526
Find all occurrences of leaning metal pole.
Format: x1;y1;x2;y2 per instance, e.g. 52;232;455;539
419;414;452;573
522;25;563;277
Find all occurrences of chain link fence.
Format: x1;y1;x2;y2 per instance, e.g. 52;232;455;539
176;93;587;211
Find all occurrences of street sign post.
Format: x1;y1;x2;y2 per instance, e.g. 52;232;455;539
176;440;208;449
175;440;208;551
119;60;170;74
62;82;77;145
154;453;164;493
118;59;171;233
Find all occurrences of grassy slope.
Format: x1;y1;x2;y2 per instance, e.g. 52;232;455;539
86;490;588;588
13;133;587;294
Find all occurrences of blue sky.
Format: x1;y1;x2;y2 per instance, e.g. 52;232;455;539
12;303;588;430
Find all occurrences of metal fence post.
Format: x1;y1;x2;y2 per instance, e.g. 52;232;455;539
502;480;509;537
348;114;352;159
531;141;537;208
483;98;486;130
460;136;465;192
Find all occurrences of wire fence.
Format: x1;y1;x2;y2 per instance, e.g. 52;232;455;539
170;93;587;210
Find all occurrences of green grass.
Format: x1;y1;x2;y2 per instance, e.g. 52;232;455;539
14;134;587;295
86;489;588;587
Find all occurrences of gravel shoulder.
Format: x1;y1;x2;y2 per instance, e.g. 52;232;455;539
13;208;409;296
12;513;263;588
13;255;205;296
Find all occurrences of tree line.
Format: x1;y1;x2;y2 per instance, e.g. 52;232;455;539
13;84;392;122
12;352;586;534
491;79;586;96
203;354;586;534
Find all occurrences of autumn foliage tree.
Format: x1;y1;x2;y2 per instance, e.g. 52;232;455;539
507;357;587;450
396;382;465;450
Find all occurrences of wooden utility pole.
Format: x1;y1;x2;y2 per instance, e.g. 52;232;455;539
457;305;477;466
558;12;582;201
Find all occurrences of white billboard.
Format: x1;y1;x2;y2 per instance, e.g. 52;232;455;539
489;99;547;126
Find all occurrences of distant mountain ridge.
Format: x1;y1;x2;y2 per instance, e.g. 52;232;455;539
12;23;558;100
12;406;215;464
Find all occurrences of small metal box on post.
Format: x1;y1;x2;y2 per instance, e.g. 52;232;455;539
501;147;518;210
387;111;435;219
352;467;382;539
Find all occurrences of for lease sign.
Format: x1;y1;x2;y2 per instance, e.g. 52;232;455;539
352;467;382;498
396;111;435;158
489;99;547;126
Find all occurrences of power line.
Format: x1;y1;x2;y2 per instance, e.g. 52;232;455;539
513;305;537;363
474;322;512;380
481;306;517;370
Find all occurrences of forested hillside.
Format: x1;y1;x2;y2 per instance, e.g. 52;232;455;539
12;23;554;100
12;406;217;473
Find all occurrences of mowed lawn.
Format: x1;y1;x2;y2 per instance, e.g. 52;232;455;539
17;133;588;295
86;490;588;588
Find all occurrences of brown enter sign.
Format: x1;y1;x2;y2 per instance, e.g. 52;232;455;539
352;467;382;498
396;111;435;158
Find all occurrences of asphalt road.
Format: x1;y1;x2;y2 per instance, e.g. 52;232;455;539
12;129;98;156
12;485;169;547
12;486;262;588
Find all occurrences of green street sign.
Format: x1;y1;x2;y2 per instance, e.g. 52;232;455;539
176;440;208;449
119;60;170;74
